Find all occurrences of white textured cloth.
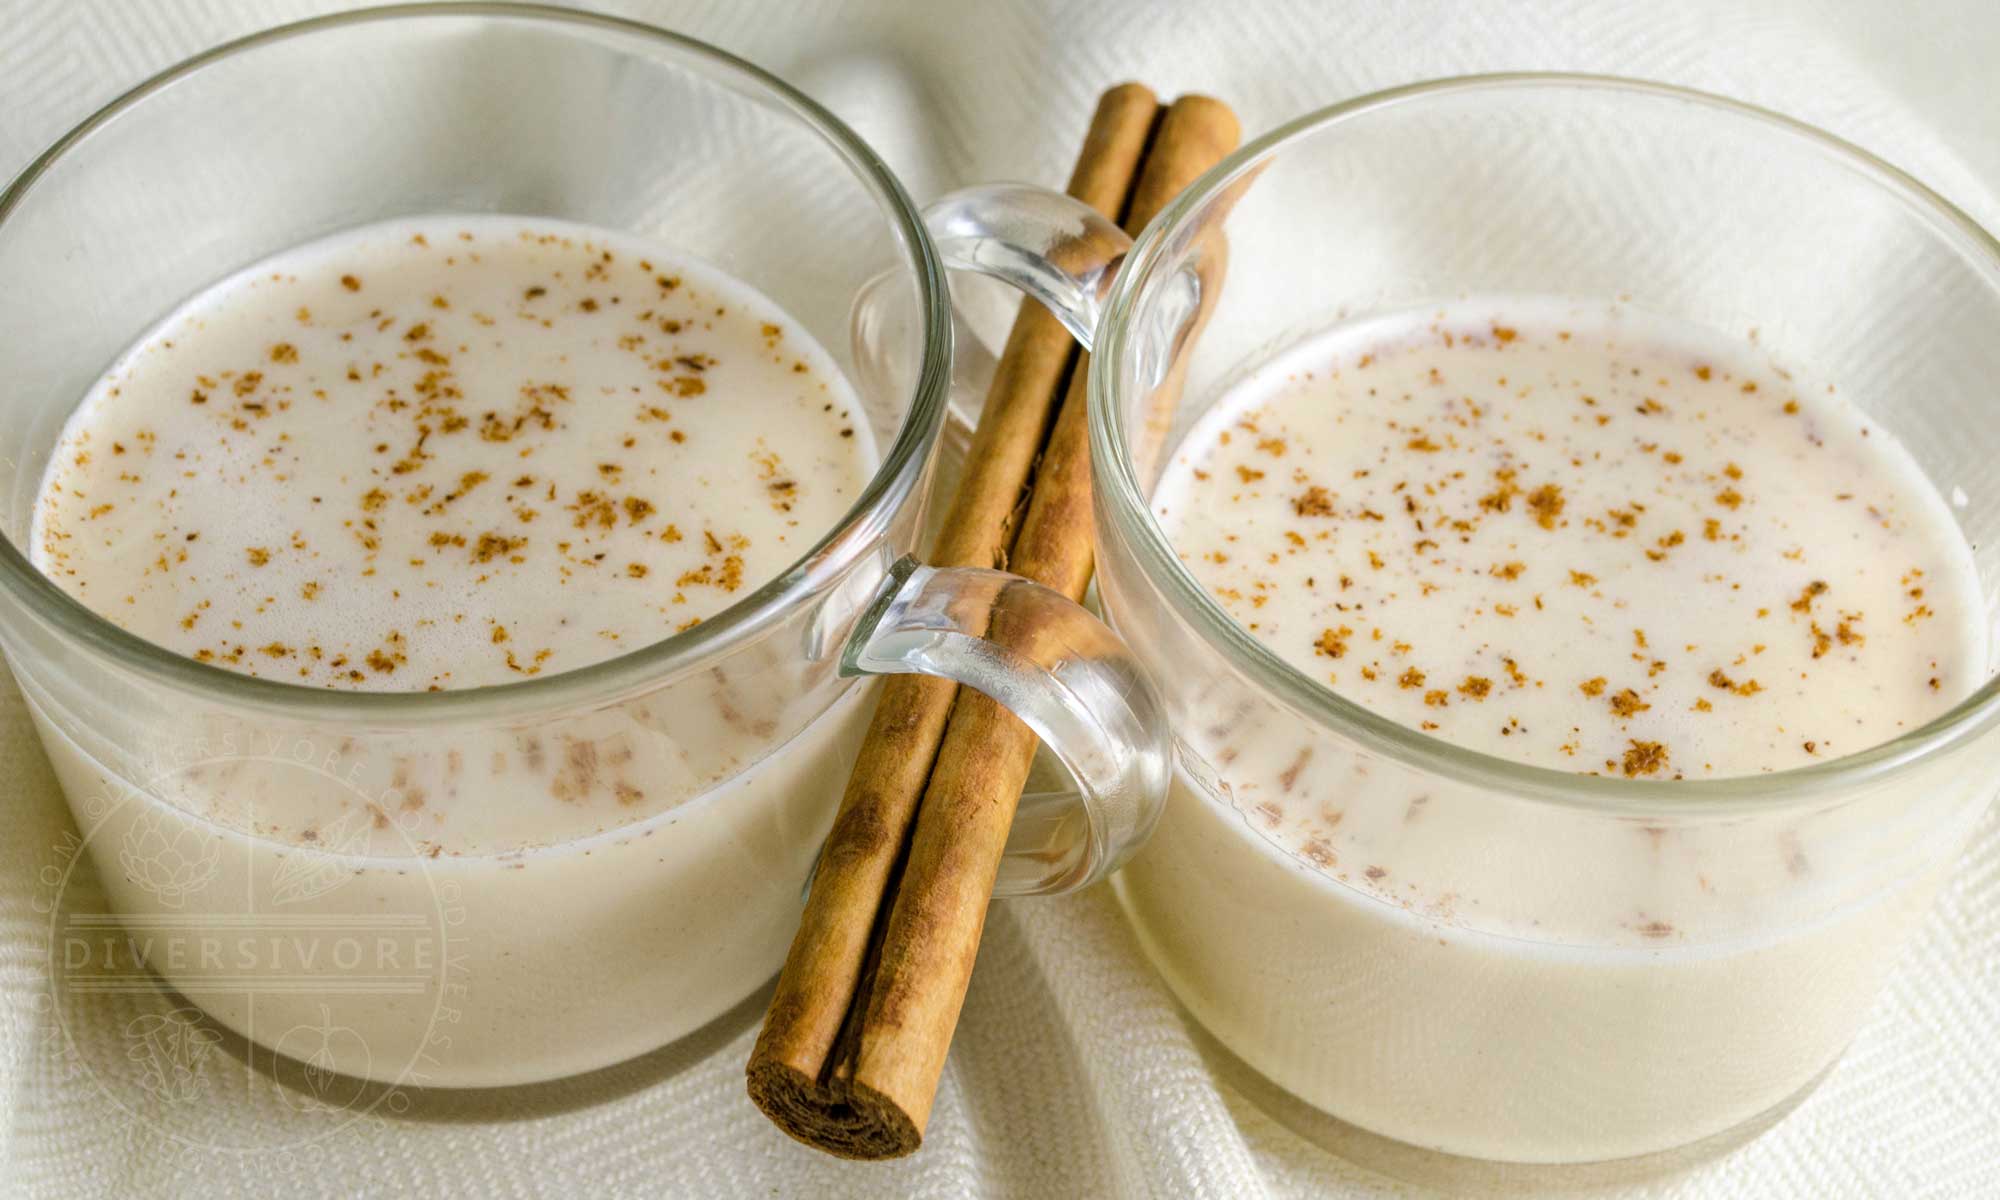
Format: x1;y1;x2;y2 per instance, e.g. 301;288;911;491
3;2;1998;1196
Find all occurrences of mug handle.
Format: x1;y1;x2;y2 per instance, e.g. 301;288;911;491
921;182;1132;351
840;183;1150;896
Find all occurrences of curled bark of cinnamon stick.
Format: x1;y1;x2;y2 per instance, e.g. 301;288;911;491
748;89;1240;1160
747;83;1157;1159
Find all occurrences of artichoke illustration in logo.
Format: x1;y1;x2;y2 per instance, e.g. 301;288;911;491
123;1008;224;1104
117;809;221;909
272;1005;371;1112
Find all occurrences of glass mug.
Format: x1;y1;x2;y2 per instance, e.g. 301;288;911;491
933;77;2000;1170
0;5;1168;1091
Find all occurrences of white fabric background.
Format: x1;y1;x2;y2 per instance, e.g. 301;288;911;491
2;1;1998;1196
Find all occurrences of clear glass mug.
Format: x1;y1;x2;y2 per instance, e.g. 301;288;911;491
0;5;1167;1093
935;76;2000;1169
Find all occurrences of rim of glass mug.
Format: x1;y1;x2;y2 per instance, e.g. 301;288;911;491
0;1;953;726
1089;72;2000;816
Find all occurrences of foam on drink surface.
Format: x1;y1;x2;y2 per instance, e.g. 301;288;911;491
1153;299;1985;789
32;216;875;690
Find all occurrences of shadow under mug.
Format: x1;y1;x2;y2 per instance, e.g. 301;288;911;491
931;76;2000;1172
0;4;1168;1092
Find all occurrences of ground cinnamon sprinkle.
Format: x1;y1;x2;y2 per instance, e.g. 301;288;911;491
1479;471;1520;513
1609;688;1650;717
1621;740;1668;776
1790;580;1829;613
1294;486;1335;517
1526;484;1565;529
1706;668;1763;697
1315;627;1352;658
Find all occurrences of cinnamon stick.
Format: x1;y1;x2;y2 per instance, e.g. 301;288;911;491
833;94;1241;1151
748;83;1160;1158
749;91;1241;1160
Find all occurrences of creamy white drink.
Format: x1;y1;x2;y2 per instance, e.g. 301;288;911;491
36;217;869;695
1117;300;1989;1161
29;217;878;1085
